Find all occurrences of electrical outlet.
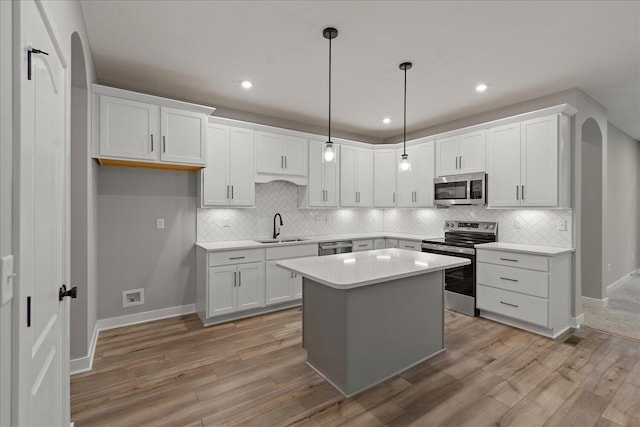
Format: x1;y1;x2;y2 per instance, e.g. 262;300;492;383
557;219;567;231
223;217;230;227
156;218;165;229
122;288;144;308
514;219;522;229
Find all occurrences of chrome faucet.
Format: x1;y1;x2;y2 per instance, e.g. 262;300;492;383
273;213;283;239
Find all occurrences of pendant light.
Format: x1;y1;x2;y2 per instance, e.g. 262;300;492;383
399;61;412;172
323;27;338;162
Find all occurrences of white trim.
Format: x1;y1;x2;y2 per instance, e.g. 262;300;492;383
69;323;99;375
95;303;195;332
571;314;584;328
479;311;571;339
581;295;609;308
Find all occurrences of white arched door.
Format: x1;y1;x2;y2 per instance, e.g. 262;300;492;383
16;1;69;425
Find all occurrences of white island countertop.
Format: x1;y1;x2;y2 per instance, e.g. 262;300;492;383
277;248;470;289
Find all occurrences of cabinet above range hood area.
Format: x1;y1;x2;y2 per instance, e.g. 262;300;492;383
91;84;216;172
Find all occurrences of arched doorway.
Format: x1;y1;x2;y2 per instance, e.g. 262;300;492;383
580;118;603;303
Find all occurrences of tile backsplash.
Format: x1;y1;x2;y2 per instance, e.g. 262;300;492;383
197;181;573;248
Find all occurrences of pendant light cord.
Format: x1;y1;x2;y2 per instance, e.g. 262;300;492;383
328;35;332;142
403;66;407;155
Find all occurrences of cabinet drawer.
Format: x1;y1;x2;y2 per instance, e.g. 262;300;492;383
477;285;548;327
209;248;265;266
352;240;374;251
385;239;398;249
398;240;420;251
266;244;317;260
477;249;548;272
477;263;548;298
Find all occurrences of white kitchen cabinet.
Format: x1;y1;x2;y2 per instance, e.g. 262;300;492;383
487;114;570;208
476;248;571;338
95;87;211;168
299;139;339;207
352;239;374;252
208;262;264;316
255;131;307;178
265;244;317;305
374;239;386;250
200;124;255;207
341;145;373;207
373;149;397;207
385;239;399;249
435;130;485;176
398;240;420;251
397;140;435;207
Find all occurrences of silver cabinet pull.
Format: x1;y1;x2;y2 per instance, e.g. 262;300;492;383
405;245;415;249
150;134;154;152
521;185;525;200
226;185;230;199
233;271;237;287
163;136;166;153
231;185;234;199
392;192;396;203
499;257;519;262
284;156;287;169
358;244;368;247
500;277;519;282
516;185;519;200
229;256;245;260
459;156;462;169
238;271;241;286
500;301;518;308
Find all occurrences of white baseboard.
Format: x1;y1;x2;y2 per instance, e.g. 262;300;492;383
70;304;195;375
607;270;639;290
581;296;609;308
95;303;196;332
70;323;99;375
571;313;584;328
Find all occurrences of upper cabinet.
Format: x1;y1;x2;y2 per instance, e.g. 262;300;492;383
255;131;307;184
373;149;397;207
486;114;570;208
397;140;435;207
341;145;373;207
93;84;213;170
436;130;486;176
200;124;255;207
299;139;340;208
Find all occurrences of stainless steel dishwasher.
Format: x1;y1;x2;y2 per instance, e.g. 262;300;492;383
318;241;353;256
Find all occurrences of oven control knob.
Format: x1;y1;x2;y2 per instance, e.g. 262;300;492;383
483;224;489;229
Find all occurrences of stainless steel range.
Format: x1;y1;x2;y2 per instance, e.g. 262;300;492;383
421;220;497;316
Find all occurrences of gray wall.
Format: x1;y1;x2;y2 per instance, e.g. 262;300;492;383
97;167;196;319
581;118;604;300
0;1;13;424
605;123;640;285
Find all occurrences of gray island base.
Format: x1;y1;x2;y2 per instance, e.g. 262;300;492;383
277;248;470;397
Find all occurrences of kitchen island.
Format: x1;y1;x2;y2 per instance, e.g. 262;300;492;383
277;248;470;397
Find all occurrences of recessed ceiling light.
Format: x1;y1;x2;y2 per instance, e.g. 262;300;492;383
241;80;253;89
475;83;488;92
382;117;391;124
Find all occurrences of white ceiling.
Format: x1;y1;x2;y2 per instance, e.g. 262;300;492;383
80;1;640;141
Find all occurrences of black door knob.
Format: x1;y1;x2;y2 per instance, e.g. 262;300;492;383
59;284;78;301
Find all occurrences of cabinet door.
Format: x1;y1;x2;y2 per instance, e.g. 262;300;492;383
415;141;435;207
307;140;325;206
435;135;459;176
293;273;302;299
265;261;294;305
374;239;386;250
256;132;284;174
396;146;417;207
487;123;521;207
323;144;339;207
340;145;358;207
99;95;159;161
458;130;486;174
521;115;558;207
160;107;207;165
201;124;230;206
356;148;373;206
374;149;397;207
237;262;264;311
385;239;399;248
229;127;255;206
208;266;236;316
283;135;307;176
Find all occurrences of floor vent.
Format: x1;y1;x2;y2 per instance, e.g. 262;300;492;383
563;335;583;346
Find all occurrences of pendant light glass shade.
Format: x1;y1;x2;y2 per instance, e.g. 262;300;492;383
323;27;338;162
399;62;412;172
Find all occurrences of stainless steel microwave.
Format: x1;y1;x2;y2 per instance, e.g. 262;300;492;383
434;173;487;206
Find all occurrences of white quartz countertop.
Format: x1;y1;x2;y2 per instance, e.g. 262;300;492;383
277;248;470;289
196;232;441;252
475;242;575;256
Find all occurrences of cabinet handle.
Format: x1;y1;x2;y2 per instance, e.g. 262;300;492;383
499;258;519;262
281;155;284;169
500;277;519;282
500;301;519;308
231;185;234;199
229;256;245;260
405;245;415;249
226;185;230;199
392;192;396;203
162;136;166;153
233;271;237;287
238;271;241;286
150;134;154;152
459;156;462;169
284;156;287;169
521;185;525;200
358;244;368;247
516;185;519;200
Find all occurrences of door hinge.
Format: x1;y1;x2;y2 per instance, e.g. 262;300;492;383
27;47;49;80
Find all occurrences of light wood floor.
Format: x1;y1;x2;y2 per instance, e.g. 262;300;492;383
71;308;640;426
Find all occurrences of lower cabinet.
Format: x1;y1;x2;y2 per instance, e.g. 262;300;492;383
265;244;317;306
476;248;571;338
398;240;421;251
208;262;264;316
385;239;399;249
352;239;374;252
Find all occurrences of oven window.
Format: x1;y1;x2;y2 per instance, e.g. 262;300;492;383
434;181;467;200
470;179;484;200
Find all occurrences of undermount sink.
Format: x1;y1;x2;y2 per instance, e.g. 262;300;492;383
255;238;308;244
